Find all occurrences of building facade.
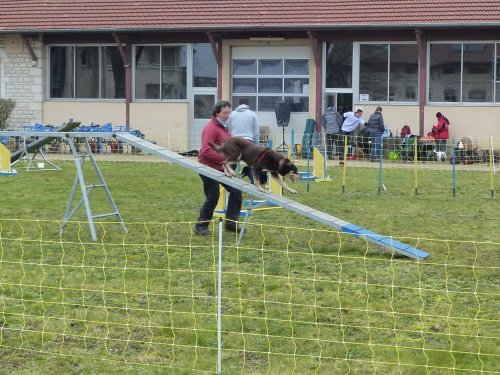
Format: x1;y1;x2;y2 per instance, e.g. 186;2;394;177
1;1;500;150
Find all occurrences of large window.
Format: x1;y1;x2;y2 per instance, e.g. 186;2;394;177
192;43;217;88
49;45;125;99
102;46;125;99
134;45;187;100
429;43;495;103
359;43;418;102
50;46;74;98
232;58;309;112
325;41;353;88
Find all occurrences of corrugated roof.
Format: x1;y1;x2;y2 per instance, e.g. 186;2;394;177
0;0;499;33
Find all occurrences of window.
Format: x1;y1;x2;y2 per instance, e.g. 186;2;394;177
429;44;461;102
76;46;99;98
134;45;187;100
192;43;217;87
405;86;416;100
429;42;495;103
325;41;353;88
360;44;388;101
231;58;309;112
102;46;125;99
359;43;418;102
444;89;457;102
463;43;493;102
50;46;74;98
194;94;215;118
49;45;125;99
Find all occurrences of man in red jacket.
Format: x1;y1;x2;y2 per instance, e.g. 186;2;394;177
194;100;242;236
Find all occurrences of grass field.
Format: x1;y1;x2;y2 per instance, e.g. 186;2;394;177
0;160;498;374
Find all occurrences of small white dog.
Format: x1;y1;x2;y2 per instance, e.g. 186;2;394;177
433;149;447;161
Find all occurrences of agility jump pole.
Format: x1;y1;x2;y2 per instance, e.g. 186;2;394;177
312;134;331;182
311;132;331;182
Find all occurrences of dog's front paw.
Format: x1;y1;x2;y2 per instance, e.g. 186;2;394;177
257;186;268;193
224;172;233;178
288;189;298;194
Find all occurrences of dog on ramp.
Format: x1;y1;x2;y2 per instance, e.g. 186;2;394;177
433;149;447;162
208;137;300;194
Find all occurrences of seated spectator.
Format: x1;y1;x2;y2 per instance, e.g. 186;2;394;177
400;125;412;138
428;112;450;152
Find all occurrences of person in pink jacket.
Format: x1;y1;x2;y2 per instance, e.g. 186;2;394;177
428;112;450;152
194;100;242;236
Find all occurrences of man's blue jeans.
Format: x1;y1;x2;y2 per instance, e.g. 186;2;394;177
370;131;383;161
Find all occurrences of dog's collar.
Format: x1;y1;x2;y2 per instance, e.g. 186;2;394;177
255;148;270;163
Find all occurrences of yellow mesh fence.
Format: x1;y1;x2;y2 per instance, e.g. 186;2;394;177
0;219;498;374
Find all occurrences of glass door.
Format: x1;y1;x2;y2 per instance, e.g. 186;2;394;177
190;92;216;151
189;43;218;151
323;93;352;114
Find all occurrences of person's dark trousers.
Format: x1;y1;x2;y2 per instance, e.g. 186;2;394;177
369;130;383;161
435;139;447;153
326;133;340;159
338;131;353;160
195;174;242;230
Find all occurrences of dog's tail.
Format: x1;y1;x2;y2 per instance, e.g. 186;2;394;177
208;141;222;153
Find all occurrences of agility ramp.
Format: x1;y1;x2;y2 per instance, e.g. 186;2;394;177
115;133;429;260
0;129;428;259
2;130;126;242
10;120;81;163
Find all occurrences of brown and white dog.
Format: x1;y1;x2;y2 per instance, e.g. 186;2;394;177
208;137;300;194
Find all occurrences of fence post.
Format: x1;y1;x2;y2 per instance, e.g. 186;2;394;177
378;137;384;194
217;218;223;374
489;137;495;198
341;135;347;193
452;137;456;198
414;136;419;195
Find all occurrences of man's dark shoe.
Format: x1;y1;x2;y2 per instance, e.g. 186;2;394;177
193;226;212;236
225;223;240;233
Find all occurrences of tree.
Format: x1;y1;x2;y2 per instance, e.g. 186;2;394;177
0;98;16;129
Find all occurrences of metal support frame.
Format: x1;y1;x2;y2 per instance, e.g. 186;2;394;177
61;136;127;241
3;130;127;241
10;144;61;171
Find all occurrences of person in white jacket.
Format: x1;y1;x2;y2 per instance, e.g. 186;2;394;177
339;108;366;160
228;97;260;144
228;97;262;183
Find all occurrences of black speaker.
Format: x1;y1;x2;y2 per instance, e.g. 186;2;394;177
275;101;290;127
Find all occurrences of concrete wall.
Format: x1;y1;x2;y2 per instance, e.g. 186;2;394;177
0;34;44;128
43;101;189;150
